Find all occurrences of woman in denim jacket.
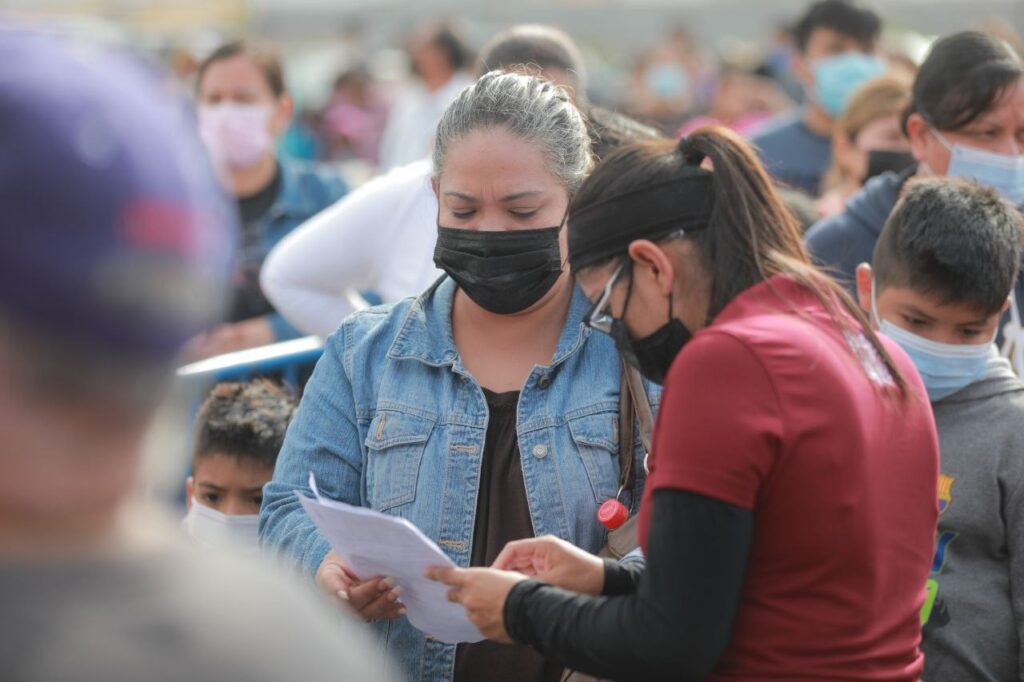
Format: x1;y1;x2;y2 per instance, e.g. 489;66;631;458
260;71;654;681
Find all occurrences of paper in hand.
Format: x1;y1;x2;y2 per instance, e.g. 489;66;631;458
297;473;485;644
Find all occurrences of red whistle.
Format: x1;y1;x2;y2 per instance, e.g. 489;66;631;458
598;499;629;530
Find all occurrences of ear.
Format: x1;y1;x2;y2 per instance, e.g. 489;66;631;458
1003;296;1012;314
271;94;295;137
185;476;195;510
905;113;930;164
792;53;812;88
626;239;676;296
855;263;874;318
431;176;440;198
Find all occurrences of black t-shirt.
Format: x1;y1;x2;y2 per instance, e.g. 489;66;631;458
229;166;282;322
453;388;563;682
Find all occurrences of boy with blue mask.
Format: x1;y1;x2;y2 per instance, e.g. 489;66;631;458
184;379;296;551
855;177;1024;682
752;0;884;196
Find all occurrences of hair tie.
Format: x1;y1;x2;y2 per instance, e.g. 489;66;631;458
677;136;706;167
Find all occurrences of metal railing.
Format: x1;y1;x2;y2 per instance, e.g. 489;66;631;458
176;335;325;386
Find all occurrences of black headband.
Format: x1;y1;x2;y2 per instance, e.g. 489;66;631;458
567;171;715;272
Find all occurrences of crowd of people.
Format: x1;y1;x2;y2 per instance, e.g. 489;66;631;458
3;1;1024;681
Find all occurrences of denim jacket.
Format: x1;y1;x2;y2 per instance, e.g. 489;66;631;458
260;277;657;681
242;157;347;340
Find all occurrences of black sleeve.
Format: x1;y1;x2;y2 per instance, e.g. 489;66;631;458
504;489;753;682
601;558;644;597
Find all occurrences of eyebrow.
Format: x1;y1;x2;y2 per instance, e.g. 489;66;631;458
197;482;265;495
443;190;546;202
902;304;990;326
901;304;936;322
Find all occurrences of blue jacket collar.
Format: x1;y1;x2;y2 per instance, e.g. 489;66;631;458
387;276;593;369
268;159;319;221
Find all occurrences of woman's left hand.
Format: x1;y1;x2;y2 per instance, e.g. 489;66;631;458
425;566;528;643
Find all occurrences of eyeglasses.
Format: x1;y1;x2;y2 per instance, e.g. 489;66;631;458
585;261;630;335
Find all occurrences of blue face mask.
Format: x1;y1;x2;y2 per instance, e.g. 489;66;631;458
812;52;886;118
933;130;1024;205
872;282;993;401
644;63;691;100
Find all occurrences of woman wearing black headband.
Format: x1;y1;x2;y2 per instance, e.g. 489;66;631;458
430;127;940;681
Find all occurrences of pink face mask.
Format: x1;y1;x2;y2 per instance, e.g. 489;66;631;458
198;103;273;170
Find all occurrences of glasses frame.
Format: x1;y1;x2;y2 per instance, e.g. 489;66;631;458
585;260;630;335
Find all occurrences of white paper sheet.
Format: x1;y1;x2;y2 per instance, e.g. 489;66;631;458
296;473;485;644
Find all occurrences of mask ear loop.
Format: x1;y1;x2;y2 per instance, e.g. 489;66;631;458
558;206;572;270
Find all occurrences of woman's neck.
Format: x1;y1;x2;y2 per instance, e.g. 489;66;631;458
451;274;575;392
229;153;278;198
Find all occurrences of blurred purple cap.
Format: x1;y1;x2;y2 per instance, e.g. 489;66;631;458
0;28;234;362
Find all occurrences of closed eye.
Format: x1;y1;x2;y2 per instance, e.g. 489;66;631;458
901;315;928;327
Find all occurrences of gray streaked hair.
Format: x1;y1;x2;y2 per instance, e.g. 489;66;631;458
432;70;593;194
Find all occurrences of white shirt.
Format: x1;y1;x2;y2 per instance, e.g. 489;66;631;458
260;158;442;339
377;72;474;172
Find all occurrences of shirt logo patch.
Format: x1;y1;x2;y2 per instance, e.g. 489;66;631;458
938;474;955;516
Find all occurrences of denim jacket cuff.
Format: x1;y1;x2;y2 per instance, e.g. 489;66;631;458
303;535;333;579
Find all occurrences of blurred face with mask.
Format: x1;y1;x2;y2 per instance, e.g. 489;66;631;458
196;47;293;196
791;0;885;135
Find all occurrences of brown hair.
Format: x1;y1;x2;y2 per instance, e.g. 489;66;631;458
196;41;286;98
192;379;297;468
824;74;912;191
572;125;909;397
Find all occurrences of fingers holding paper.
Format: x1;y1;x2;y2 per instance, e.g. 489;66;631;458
425;566;527;643
492;535;605;595
317;550;405;621
346;576;406;621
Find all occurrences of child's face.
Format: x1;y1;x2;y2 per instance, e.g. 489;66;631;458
856;264;1004;345
185;453;274;516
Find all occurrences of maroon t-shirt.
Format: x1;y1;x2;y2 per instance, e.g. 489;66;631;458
639;276;939;681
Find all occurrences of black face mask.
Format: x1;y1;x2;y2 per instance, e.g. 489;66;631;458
608;271;692;385
433;224;564;315
865;149;916;183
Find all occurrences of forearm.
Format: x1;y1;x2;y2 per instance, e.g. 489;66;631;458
505;489;753;681
259;481;332;576
602;558;644;597
260;203;382;339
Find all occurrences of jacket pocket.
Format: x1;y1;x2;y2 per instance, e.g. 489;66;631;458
364;409;435;512
568;412;621;504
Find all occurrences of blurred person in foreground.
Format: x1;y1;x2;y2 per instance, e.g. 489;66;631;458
0;29;390;682
182;380;296;552
817;73;913;217
377;21;475;171
751;0;885;195
189;41;348;359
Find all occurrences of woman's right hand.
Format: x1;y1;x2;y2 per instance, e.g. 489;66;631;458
315;550;406;621
492;535;605;595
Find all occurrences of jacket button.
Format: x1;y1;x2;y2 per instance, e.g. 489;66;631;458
532;444;548;459
537;374;552;389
